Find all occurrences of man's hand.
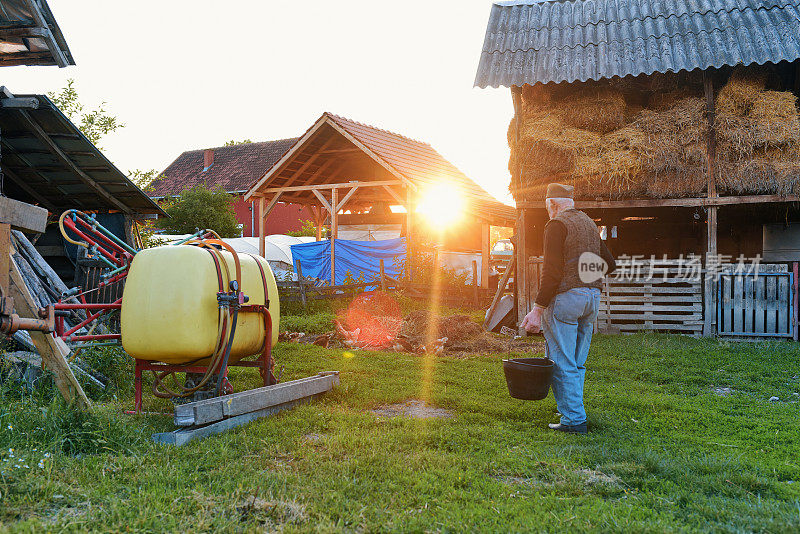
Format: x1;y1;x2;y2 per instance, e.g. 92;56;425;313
521;306;544;333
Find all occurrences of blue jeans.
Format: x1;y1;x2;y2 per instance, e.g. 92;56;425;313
543;287;601;426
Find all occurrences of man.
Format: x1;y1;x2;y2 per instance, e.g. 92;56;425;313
521;183;615;434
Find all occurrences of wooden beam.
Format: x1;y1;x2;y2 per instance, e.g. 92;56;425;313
2;166;58;212
481;223;490;290
336;185;360;212
515;212;528;336
405;187;413;281
517;194;800;210
0;223;9;294
331;188;338;286
21;0;69;67
703;70;718;338
274;137;337;192
312;189;332;213
324;117;418;192
0;196;47;233
14;109;132;213
382;185;405;205
258;197;265;257
257;179;402;195
245;117;331;198
9;254;90;409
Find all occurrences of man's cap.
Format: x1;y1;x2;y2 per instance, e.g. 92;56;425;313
545;183;574;199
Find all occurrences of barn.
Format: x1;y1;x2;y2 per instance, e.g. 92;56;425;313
476;0;800;338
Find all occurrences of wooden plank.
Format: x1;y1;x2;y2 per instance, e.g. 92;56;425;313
312;189;332;213
754;276;766;334
260;179;402;194
154;397;318;446
20;0;69;67
484;255;515;330
766;276;778;334
778;275;789;335
0;196;47;233
174;372;340;427
0;223;9;294
8;255;90;409
518;194;800;210
744;276;754;334
336;185;360;212
703;207;718;337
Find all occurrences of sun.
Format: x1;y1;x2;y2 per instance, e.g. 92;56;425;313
416;183;465;230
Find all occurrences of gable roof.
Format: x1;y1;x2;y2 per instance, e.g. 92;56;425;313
245;112;515;226
0;87;163;215
149;138;299;198
475;0;800;88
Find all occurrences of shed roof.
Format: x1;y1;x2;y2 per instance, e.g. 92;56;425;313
0;0;74;67
475;0;800;87
0;87;164;215
149;138;299;198
245;113;516;227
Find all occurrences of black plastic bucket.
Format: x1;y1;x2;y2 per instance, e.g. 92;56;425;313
502;357;554;400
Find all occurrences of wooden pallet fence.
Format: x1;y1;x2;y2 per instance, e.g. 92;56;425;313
598;258;704;336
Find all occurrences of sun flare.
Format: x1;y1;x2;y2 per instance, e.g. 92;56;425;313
415;183;465;229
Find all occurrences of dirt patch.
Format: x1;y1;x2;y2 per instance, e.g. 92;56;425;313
371;400;454;420
237;496;306;527
577;468;620;485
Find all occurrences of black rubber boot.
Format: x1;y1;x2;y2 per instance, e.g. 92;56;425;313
548;422;588;434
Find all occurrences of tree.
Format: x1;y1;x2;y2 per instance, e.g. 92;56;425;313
48;79;123;148
155;185;241;237
128;169;161;192
224;139;253;146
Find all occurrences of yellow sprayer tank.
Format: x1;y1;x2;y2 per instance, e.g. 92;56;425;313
121;245;279;364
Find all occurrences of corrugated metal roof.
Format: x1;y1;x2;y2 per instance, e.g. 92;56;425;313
475;0;800;87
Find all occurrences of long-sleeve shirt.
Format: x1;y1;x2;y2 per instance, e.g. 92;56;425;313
534;219;617;308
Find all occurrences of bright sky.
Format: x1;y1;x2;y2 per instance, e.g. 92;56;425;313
1;0;514;204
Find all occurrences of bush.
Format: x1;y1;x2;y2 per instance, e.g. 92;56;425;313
156;185;241;237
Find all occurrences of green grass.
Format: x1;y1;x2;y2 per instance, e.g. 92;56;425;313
2;333;800;532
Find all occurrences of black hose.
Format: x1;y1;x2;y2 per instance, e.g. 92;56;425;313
214;306;238;397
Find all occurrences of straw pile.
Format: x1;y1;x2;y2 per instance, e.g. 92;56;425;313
510;66;800;200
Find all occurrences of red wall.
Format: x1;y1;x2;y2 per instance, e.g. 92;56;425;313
232;195;314;237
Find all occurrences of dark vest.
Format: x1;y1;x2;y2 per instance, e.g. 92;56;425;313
553;208;603;293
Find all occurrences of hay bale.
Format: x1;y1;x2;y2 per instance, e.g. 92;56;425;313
750;91;800;147
716;67;768;117
559;88;627;133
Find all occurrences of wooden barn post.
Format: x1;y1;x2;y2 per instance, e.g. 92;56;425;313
703;70;719;337
510;85;530;334
481;222;490;289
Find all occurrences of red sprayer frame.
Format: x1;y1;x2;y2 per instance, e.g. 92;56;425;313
56;212;277;414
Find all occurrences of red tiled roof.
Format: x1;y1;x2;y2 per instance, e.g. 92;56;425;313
325;113;499;203
149;138;299;197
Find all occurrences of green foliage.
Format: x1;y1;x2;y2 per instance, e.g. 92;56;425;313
155;185;241;237
286;219;326;238
48;79;123;148
127;168;161;192
224;139;253;146
491;225;514;247
279;313;337;334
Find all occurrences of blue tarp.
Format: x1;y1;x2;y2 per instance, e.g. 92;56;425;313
290;238;406;286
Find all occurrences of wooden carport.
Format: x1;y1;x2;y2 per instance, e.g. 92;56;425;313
244;113;515;286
